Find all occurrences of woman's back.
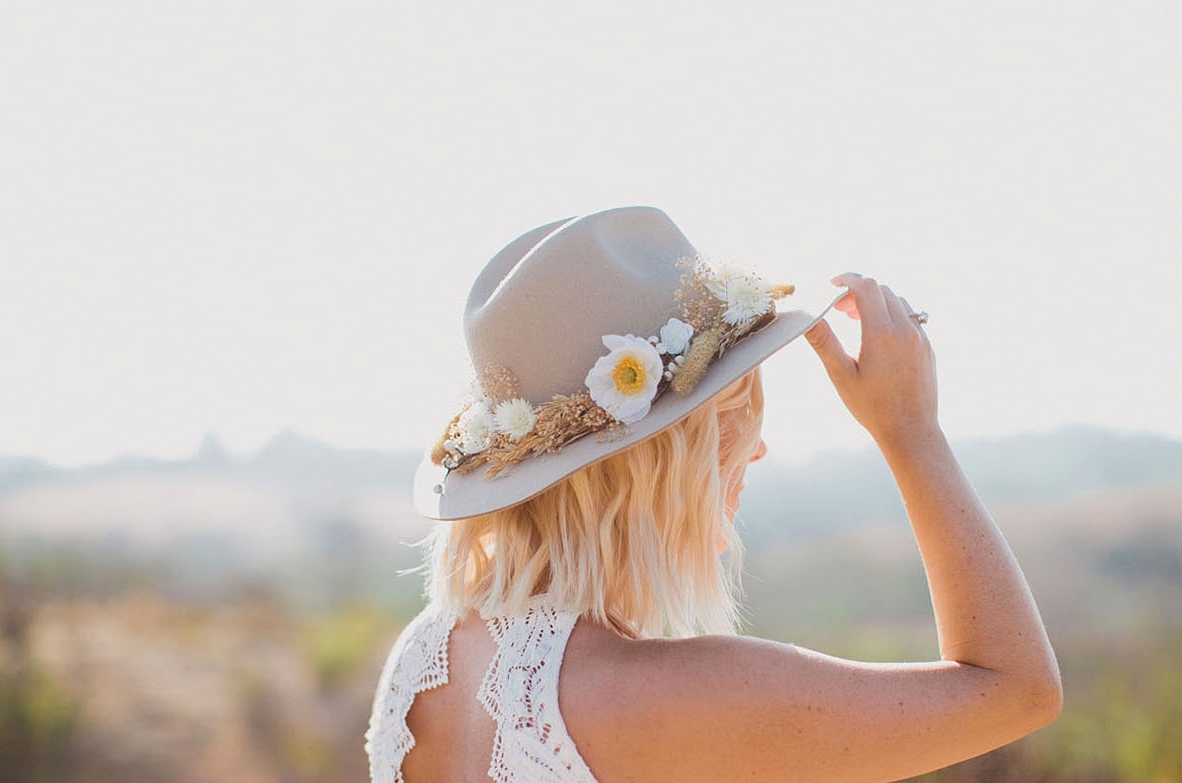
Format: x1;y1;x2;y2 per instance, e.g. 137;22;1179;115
367;597;619;782
369;592;1064;783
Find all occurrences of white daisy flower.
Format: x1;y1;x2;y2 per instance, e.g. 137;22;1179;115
494;397;537;441
701;260;774;324
457;401;495;453
658;317;694;355
584;334;664;424
719;274;773;325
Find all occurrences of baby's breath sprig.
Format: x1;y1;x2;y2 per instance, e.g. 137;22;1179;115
673;256;725;332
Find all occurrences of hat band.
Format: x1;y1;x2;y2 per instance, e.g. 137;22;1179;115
430;256;794;492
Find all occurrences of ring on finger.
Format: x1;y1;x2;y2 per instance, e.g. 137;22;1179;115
908;311;930;325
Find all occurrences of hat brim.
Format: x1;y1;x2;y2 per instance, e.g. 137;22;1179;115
413;287;847;520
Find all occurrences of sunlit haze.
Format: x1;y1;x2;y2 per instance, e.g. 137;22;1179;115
2;2;1179;468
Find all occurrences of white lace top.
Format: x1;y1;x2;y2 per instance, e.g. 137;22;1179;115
365;597;598;783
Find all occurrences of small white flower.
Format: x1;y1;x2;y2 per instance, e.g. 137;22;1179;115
702;261;774;324
457;402;495;453
719;274;773;325
584;334;664;424
659;317;694;355
494;397;537;441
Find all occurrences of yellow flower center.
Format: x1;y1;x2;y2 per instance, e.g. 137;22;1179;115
611;356;646;395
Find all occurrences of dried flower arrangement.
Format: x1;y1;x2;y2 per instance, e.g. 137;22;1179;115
430;256;793;484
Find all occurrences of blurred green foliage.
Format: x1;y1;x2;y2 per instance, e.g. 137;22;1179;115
0;668;78;779
301;604;388;691
0;586;79;783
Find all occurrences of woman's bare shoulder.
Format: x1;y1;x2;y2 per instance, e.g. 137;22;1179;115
588;632;820;724
564;630;810;781
564;629;1058;783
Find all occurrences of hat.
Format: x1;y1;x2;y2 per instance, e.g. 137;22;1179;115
413;206;842;520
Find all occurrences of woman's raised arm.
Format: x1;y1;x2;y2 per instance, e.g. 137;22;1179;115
808;273;1061;695
594;275;1062;783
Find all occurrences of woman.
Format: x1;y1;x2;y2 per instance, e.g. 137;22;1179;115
366;206;1062;782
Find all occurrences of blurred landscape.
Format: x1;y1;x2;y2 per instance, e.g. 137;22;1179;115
2;425;1180;782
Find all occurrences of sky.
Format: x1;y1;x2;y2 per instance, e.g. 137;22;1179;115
1;2;1179;468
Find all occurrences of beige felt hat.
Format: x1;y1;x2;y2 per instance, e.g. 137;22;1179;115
413;206;842;520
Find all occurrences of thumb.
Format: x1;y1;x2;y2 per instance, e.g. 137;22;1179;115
805;319;855;381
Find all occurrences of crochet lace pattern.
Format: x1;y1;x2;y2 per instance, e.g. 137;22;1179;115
364;605;455;783
365;597;598;783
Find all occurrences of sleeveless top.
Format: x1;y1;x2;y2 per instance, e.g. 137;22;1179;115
364;596;599;783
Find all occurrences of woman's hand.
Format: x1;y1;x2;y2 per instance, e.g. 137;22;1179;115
805;273;940;450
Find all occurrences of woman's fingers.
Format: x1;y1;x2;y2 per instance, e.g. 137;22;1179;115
899;296;931;344
805;318;856;384
834;291;859;320
831;273;889;330
898;295;914;319
881;285;912;327
815;275;939;445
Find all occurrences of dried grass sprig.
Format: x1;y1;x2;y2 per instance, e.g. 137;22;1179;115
671;326;721;395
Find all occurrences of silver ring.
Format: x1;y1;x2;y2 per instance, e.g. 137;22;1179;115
909;311;929;325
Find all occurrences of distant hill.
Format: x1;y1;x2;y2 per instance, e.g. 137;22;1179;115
0;456;57;495
3;425;1180;610
3;424;1181;547
0;431;428;606
731;426;1182;541
0;428;423;495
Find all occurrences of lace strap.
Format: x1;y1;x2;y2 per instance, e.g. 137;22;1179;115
364;605;456;783
478;599;598;783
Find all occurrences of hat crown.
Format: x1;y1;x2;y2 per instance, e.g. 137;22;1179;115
464;207;697;403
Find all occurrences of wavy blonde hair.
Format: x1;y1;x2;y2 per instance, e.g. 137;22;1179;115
426;367;765;638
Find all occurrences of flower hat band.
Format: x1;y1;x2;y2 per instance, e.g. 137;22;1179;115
413;206;841;521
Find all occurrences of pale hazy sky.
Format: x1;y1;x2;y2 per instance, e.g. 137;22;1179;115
2;2;1179;468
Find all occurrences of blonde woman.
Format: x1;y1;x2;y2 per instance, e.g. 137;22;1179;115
366;207;1062;782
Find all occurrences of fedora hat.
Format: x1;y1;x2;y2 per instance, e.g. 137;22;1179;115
413;206;842;520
